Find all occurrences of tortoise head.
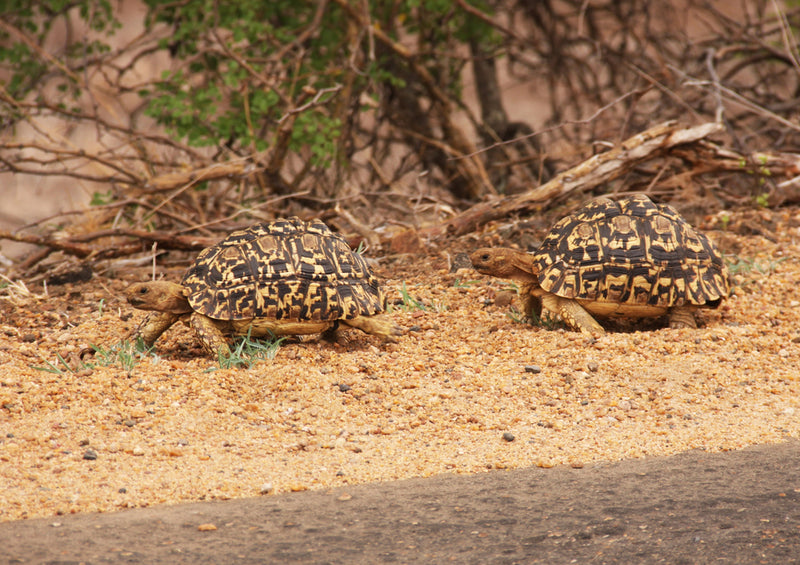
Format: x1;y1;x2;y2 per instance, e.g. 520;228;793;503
470;247;540;282
125;281;192;314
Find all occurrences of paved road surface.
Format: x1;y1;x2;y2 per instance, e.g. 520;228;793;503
2;441;799;564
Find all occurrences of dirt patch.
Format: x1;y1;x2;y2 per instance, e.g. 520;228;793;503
1;207;799;523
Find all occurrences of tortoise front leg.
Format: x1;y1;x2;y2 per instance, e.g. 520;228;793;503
190;312;232;358
131;312;183;347
519;282;543;323
540;294;605;336
668;306;697;329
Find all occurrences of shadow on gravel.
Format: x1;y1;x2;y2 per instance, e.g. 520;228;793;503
2;441;799;564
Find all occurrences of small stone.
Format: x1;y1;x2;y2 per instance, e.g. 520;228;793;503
337;493;352;501
260;483;273;495
83;449;98;460
524;365;542;374
493;290;516;308
123;419;136;427
118;487;127;494
502;432;515;442
338;384;352;392
197;523;217;531
587;361;599;372
132;446;145;456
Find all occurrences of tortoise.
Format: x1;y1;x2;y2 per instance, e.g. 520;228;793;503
126;217;401;357
470;193;731;335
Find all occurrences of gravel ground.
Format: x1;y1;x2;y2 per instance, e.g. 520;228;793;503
1;207;799;523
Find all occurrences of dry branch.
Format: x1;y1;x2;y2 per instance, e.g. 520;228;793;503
444;121;725;235
143;162;261;192
7;120;800;275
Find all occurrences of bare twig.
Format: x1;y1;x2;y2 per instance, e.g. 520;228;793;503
443;121;725;235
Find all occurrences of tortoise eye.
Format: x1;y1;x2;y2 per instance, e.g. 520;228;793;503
138;287;148;294
481;254;490;261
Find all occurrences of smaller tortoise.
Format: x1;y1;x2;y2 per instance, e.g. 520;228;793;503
126;218;401;357
470;193;731;335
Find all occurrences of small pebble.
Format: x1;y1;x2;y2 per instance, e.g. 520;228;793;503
502;432;515;442
83;449;98;460
118;487;127;494
587;361;599;372
524;365;542;374
338;384;351;392
260;483;273;495
123;419;136;427
197;523;217;531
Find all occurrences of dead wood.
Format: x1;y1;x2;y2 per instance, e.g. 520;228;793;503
142;162;260;192
7;121;800;275
1;228;219;276
442;121;725;236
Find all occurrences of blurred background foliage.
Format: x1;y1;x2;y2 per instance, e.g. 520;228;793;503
1;0;799;245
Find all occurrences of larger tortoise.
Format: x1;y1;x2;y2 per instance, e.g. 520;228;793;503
470;193;731;335
126;218;401;357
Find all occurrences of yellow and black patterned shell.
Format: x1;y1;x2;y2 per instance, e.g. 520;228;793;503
181;218;384;322
535;194;730;307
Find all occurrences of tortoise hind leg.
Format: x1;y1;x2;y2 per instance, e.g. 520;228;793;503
541;294;605;336
341;315;403;341
190;312;232;358
668;306;697;329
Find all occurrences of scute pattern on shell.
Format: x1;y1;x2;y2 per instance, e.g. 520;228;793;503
535;194;730;307
181;218;384;322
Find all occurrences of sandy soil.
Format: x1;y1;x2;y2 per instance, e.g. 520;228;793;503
1;207;799;523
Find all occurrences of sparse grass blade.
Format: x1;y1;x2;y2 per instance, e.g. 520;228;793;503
398;282;426;312
90;340;156;374
506;305;564;330
725;255;786;288
453;278;480;288
215;329;285;370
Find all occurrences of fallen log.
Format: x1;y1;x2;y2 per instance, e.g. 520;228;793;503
443;121;724;235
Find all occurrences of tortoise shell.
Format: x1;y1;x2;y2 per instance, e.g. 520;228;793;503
534;194;730;308
181;218;384;322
